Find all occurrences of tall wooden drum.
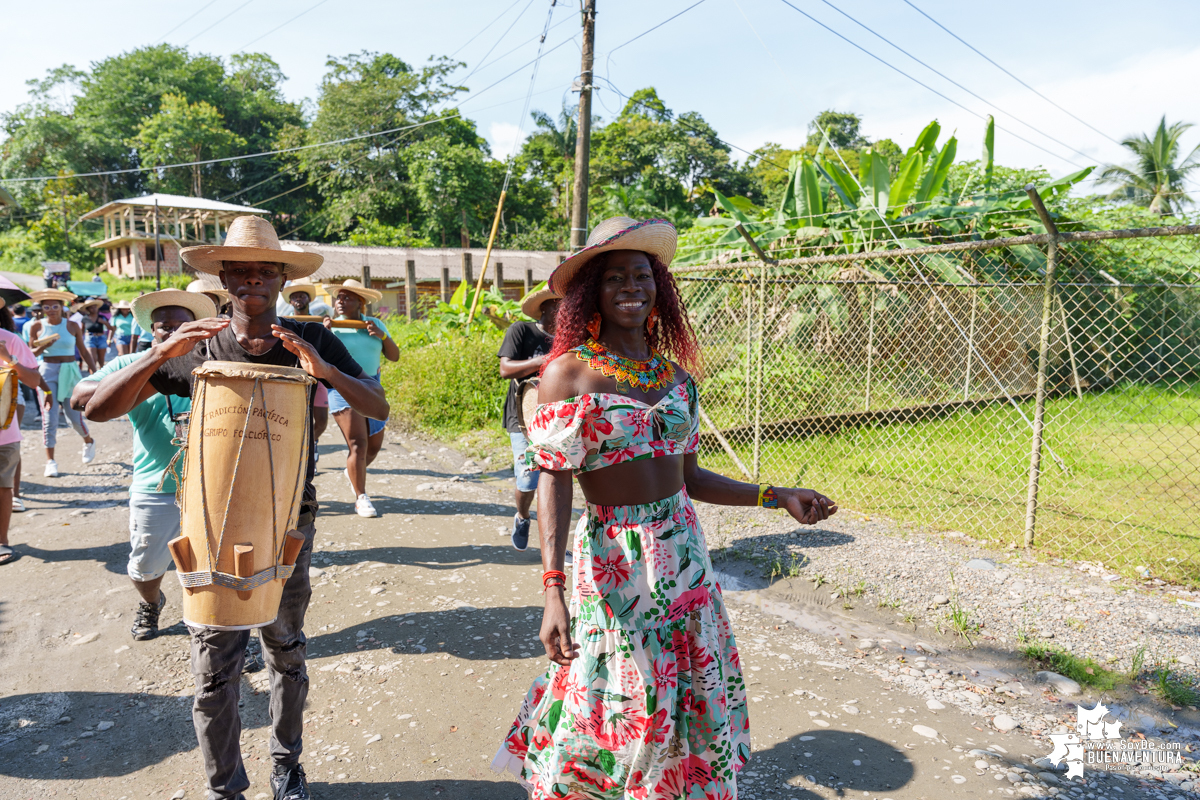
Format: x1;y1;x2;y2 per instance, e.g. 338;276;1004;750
170;362;315;629
0;368;17;431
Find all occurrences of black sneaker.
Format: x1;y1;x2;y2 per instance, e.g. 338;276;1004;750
511;514;530;551
131;591;166;640
243;636;265;674
271;763;310;800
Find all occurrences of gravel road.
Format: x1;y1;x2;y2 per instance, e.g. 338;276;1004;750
0;413;1195;799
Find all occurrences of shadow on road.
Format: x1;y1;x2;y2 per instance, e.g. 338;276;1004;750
754;728;916;797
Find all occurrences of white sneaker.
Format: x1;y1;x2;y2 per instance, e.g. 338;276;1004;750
82;441;95;464
12;497;24;512
44;460;59;478
355;494;378;518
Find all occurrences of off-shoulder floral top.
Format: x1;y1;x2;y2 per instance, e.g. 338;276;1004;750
525;376;700;474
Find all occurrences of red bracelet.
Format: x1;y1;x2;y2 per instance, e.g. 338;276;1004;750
542;570;567;589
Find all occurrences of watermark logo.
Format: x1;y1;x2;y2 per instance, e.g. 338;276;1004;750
1047;701;1181;778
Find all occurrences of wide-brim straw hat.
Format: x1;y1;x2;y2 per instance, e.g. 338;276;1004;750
548;217;677;294
29;289;77;307
282;278;324;302
114;300;133;310
132;289;217;335
326;278;382;305
186;280;231;305
73;298;104;313
180;216;323;278
520;285;560;320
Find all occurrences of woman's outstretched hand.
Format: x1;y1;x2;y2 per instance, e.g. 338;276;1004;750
778;488;838;525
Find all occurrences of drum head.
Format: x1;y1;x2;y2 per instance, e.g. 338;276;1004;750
518;379;540;433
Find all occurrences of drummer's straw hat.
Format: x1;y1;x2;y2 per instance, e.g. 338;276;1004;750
29;289;76;307
327;278;382;305
186;280;231;305
282;277;323;302
548;217;677;294
132;289;217;335
520;284;560;320
180;216;323;278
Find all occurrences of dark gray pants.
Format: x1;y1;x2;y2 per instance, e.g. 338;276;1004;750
189;523;314;800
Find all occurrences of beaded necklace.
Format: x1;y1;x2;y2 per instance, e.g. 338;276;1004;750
576;338;676;392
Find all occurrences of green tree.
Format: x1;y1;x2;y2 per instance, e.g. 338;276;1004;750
130;93;245;197
1098;116;1199;216
806;110;869;149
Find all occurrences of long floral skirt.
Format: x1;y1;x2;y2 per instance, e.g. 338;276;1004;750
492;487;749;799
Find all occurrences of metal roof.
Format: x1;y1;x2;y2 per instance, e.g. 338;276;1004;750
298;241;565;283
81;193;269;220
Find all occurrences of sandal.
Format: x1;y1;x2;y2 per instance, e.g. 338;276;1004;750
0;545;17;565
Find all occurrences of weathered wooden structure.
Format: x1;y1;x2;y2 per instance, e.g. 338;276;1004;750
81;193;269;278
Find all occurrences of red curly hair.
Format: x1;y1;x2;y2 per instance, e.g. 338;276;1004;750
543;252;702;377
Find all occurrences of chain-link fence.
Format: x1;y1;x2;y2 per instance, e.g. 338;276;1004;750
678;226;1200;586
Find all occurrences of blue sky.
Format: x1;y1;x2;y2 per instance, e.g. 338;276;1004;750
3;0;1199;191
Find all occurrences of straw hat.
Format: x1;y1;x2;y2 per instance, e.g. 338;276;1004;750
548;217;677;294
73;297;104;313
186;280;231;306
132;289;217;335
29;289;76;307
180;216;323;278
282;278;324;302
520;284;560;320
114;300;133;310
327;278;382;305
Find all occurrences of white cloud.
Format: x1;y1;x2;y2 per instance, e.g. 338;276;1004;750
487;121;528;161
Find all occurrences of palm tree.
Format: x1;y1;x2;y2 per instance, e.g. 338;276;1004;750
1099;116;1200;216
530;107;577;223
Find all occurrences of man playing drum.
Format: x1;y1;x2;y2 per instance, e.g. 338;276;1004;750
86;216;388;800
497;286;559;551
74;289;218;639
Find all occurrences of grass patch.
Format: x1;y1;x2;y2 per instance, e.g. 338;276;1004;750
1151;669;1200;708
1020;640;1121;691
697;384;1200;585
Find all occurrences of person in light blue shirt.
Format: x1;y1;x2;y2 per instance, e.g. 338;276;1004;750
72;289;216;641
323;279;397;519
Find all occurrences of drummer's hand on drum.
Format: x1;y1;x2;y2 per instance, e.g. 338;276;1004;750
154;319;230;359
272;324;332;380
779;488;838;525
0;341;14;366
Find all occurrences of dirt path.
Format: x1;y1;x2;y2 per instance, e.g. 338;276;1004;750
0;416;1193;799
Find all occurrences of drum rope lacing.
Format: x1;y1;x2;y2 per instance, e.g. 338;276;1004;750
175;376;298;591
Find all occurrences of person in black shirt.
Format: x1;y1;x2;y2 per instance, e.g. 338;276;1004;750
498;286;559;551
86;216;387;800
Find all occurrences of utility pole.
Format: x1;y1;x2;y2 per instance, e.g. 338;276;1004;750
569;0;596;250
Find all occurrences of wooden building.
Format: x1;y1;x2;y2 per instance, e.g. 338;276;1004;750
81;193;269;278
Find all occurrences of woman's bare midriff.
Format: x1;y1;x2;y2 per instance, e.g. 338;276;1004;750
43;356;75;363
575;454;685;506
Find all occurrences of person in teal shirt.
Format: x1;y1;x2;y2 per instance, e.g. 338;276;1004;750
111;300;137;355
324;279;398;518
72;289;216;641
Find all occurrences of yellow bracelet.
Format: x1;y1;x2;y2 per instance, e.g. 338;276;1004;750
758;484;779;509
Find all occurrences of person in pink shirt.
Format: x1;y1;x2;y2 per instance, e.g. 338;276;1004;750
0;299;48;565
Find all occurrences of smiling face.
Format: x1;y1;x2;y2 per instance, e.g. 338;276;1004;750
150;306;196;343
219;261;284;317
334;290;363;319
596;250;655;331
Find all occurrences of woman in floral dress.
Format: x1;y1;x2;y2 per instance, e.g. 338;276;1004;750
493;217;838;799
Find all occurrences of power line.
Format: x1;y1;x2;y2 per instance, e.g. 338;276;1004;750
449;0;526;58
233;0;332;52
774;0;1086;171
460;0;539;86
605;0;708;59
900;0;1123;147
181;0;257;46
154;0;221;44
462;11;573;85
814;0;1095;167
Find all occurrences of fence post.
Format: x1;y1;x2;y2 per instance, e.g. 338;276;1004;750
441;267;451;303
1056;295;1084;399
752;262;767;481
462;252;472;292
495;260;504;294
963;288;978;399
864;284;876;411
1023;186;1060;549
524;268;533;297
405;260;417;321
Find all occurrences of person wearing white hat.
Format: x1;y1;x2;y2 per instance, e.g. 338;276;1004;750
187;280;232;318
322;279;397;518
73;289;218;639
492;217;838;796
498;284;559;550
77;297;113;370
112;300;137;355
85;215;388;800
279;278;332;319
26;289;97;476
